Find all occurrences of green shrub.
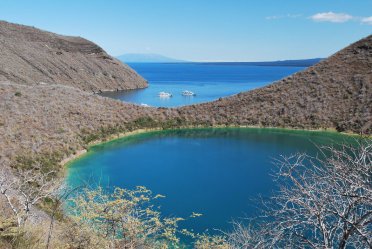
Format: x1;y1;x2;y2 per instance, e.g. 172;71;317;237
12;151;64;176
133;117;158;128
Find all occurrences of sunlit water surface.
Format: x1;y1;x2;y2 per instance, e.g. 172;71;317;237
100;63;304;107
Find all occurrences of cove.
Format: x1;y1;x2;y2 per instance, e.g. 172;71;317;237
66;128;356;233
101;63;304;107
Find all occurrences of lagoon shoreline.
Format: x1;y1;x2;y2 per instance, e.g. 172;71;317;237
61;125;363;168
64;125;367;236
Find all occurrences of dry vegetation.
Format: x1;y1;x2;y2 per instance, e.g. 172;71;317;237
179;35;372;135
0;21;371;248
0;82;180;171
0;24;370;174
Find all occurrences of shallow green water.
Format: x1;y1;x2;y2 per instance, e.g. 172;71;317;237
66;128;356;234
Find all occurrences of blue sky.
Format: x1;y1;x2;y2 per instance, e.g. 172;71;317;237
0;0;371;61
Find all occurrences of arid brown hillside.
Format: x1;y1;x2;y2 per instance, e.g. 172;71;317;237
0;21;147;92
0;34;371;172
178;35;372;134
0;82;171;170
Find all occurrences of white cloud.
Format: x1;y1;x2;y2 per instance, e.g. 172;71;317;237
268;12;371;25
361;16;372;25
310;12;353;23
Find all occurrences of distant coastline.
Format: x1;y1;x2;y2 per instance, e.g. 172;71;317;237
125;58;323;67
194;58;323;67
118;53;323;67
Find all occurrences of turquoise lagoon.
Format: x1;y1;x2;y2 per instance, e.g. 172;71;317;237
66;128;356;233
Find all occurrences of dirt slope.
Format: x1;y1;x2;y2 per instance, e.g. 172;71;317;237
0;21;147;92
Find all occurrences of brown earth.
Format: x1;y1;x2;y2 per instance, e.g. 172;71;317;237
0;21;147;92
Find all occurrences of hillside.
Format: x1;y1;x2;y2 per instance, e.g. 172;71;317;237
0;82;169;171
0;21;147;92
0;31;370;172
177;35;372;134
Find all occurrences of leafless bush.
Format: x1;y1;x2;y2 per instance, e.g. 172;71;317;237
226;222;267;249
0;165;59;227
67;186;187;248
226;141;371;249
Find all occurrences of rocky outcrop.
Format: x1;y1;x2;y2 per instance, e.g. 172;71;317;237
177;35;372;134
0;21;147;92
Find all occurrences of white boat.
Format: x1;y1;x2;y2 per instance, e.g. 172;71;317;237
140;103;150;107
182;90;196;96
158;92;172;98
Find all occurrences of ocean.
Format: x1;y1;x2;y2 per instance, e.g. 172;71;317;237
100;62;305;107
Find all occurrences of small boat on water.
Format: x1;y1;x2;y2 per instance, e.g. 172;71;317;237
182;90;196;96
140;103;150;107
158;92;172;98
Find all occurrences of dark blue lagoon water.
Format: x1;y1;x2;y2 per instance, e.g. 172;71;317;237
67;128;354;234
100;63;304;107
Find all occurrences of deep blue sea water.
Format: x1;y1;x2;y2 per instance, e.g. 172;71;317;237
100;63;304;107
67;128;354;236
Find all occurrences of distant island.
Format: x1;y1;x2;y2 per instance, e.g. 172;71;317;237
117;53;186;63
118;53;323;67
202;58;323;67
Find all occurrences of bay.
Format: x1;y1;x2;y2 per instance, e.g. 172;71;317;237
100;63;304;107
